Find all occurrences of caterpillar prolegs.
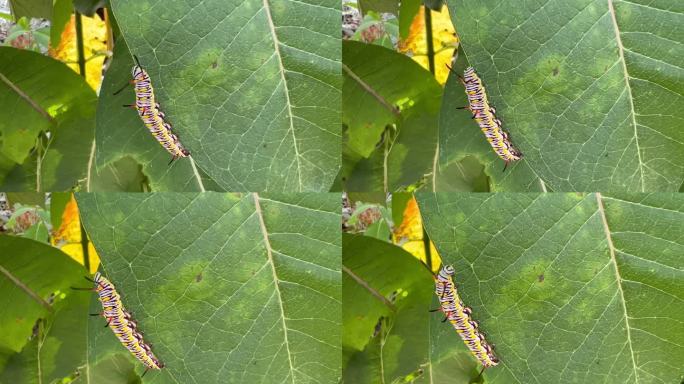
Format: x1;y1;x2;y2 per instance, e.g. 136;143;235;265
73;273;164;376
449;64;523;171
114;55;190;164
433;264;499;368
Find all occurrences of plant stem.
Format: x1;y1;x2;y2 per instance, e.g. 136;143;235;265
75;11;86;77
424;7;435;74
80;222;90;272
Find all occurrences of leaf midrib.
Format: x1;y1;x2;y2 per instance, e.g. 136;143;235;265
263;0;302;191
253;192;296;383
607;0;645;192
595;192;639;381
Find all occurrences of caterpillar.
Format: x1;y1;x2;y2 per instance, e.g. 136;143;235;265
73;273;164;376
450;65;523;171
433;264;499;368
114;55;190;164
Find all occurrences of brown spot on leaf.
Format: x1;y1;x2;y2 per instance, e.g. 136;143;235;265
211;61;218;69
195;273;203;282
538;274;544;282
552;67;559;76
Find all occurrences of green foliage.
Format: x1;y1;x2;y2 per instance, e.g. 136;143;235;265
8;0;52;20
342;234;440;383
0;48;96;191
416;192;684;383
1;292;90;384
93;41;208;192
103;0;341;192
342;41;442;192
75;192;341;383
0;235;86;379
441;1;684;192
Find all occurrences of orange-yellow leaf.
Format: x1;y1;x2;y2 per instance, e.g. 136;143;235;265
49;13;108;90
51;194;100;273
398;5;458;85
393;196;441;272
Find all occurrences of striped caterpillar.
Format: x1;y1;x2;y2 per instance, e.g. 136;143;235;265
433;264;499;368
449;65;523;171
73;273;164;376
114;55;190;164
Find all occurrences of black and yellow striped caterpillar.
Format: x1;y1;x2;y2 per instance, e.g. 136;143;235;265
433;264;499;368
114;55;190;164
74;273;164;376
450;65;523;171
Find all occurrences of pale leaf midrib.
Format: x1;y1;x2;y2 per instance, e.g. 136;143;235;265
253;193;296;383
607;0;645;192
595;192;639;382
262;0;302;191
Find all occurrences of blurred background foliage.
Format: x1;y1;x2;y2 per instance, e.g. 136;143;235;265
0;191;99;383
341;0;490;193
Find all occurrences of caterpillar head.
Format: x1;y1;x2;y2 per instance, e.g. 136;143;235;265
441;265;455;276
181;148;191;157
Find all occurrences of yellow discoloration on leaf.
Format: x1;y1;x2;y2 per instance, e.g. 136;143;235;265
392;196;442;272
398;5;459;85
49;14;108;90
51;194;100;273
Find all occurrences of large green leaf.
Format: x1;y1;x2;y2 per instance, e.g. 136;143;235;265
441;1;684;192
105;0;341;192
343;41;442;192
94;40;210;192
416;192;684;383
75;192;341;383
0;292;90;384
0;236;85;356
342;234;439;383
0;48;96;191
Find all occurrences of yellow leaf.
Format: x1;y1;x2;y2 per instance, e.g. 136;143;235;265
392;196;441;272
49;13;109;90
51;194;100;273
398;5;459;85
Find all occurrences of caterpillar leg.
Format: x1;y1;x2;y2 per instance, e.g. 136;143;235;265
442;316;449;323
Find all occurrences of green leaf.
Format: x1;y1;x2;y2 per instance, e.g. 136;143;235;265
358;0;398;15
342;234;436;383
398;0;420;39
442;1;684;192
438;66;544;192
8;0;51;19
50;0;73;49
73;0;104;16
107;0;341;192
94;40;210;192
0;291;89;384
416;192;684;383
75;192;341;383
0;47;96;191
343;41;442;191
0;235;85;354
